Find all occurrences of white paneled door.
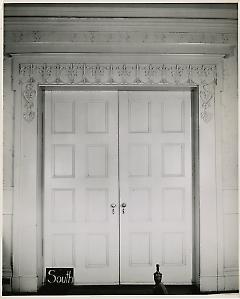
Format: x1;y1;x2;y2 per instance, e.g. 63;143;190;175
44;91;119;284
119;91;192;284
44;90;192;285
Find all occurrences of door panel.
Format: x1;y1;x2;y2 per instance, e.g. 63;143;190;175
119;91;192;284
44;90;119;284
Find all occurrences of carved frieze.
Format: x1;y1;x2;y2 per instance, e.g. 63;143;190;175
8;31;237;45
19;63;217;123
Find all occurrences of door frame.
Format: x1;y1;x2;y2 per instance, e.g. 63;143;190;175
42;87;195;286
11;54;223;292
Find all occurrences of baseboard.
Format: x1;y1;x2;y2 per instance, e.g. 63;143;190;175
200;275;239;292
12;276;38;293
2;277;12;293
200;276;217;292
223;275;239;291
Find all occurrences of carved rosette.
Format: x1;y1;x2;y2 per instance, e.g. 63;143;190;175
18;63;217;122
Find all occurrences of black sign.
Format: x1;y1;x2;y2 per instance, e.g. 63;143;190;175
46;268;74;286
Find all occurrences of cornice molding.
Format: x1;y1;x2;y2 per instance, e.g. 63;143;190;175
4;4;237;19
18;63;217;123
5;18;237;33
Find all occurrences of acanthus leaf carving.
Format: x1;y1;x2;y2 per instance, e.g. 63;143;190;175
199;84;215;123
23;82;36;122
18;63;217;122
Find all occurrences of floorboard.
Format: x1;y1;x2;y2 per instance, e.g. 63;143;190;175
38;284;200;295
4;284;239;296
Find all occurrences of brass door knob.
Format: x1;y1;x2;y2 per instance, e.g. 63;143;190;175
110;203;117;214
121;203;127;214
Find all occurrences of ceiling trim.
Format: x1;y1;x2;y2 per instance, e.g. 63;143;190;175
4;4;238;19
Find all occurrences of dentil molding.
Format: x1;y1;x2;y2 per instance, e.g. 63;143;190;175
18;63;217;122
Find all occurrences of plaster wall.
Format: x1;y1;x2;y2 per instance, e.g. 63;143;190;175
220;48;238;290
3;56;14;292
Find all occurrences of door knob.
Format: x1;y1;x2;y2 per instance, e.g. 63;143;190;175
121;203;127;214
110;203;117;214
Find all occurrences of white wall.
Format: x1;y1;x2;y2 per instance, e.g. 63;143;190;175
3;56;14;292
220;49;238;290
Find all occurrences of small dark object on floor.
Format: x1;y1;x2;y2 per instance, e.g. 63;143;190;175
153;264;168;295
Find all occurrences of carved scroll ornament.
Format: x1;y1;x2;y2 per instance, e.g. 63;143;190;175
22;81;36;121
19;63;217;122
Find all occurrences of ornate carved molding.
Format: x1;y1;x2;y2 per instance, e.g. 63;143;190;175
22;81;36;121
199;84;215;122
19;63;217;122
8;31;237;45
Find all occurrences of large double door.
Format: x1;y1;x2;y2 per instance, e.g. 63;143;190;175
43;90;192;285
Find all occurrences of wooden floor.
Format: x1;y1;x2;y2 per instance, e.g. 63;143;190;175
4;284;239;296
37;284;200;295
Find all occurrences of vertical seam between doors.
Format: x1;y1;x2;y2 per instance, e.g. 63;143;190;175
117;91;121;285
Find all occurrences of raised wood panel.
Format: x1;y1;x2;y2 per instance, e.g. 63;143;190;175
223;214;238;271
87;101;108;133
52;234;74;267
52;100;75;134
129;233;152;266
52;145;75;178
86;145;108;177
162;188;185;221
162;233;185;266
52;189;74;222
129;188;151;222
129;99;151;133
162;99;184;132
129;144;151;177
162;144;184;176
86;234;109;268
86;189;108;222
